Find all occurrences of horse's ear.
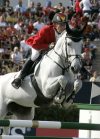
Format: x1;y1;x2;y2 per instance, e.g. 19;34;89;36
66;22;86;37
66;22;81;37
66;22;73;35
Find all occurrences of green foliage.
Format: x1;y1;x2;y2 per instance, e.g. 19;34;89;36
34;104;79;122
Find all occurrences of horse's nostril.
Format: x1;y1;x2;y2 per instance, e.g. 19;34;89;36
71;67;74;72
71;66;80;73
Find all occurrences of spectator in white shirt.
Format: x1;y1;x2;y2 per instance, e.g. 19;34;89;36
11;46;23;65
33;17;45;31
80;0;92;15
20;35;31;59
14;17;24;32
14;0;26;13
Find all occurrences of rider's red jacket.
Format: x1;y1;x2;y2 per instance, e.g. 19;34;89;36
25;25;56;50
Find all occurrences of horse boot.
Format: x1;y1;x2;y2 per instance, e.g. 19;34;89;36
12;59;34;89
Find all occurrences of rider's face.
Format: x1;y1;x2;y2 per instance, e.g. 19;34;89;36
55;23;66;33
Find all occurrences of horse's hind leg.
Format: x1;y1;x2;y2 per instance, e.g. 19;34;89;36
0;102;8;135
0;102;7;119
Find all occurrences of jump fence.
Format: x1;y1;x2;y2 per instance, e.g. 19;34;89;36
77;104;100;110
0;120;100;130
0;104;99;139
0;135;95;139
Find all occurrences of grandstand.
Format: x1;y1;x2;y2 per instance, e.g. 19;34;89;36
10;0;72;7
92;41;100;73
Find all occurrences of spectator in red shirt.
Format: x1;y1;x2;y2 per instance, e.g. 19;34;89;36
27;20;34;34
74;0;83;16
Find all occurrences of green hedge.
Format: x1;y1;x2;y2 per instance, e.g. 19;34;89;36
34;104;79;122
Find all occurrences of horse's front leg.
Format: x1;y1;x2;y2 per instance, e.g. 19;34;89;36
43;75;72;102
62;78;82;109
54;75;74;104
74;79;82;94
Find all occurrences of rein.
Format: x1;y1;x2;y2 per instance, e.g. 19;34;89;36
46;52;70;75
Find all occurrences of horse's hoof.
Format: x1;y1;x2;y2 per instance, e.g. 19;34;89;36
62;98;74;109
54;95;65;104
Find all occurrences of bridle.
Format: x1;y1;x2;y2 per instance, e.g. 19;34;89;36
46;33;82;74
65;34;82;66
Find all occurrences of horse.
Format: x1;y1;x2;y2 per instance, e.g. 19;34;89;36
0;23;84;122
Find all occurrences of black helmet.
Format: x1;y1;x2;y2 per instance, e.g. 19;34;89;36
52;13;67;23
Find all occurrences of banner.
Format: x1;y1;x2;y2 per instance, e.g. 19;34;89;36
74;81;100;104
90;82;100;104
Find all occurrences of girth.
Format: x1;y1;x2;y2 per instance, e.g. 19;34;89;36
31;74;53;107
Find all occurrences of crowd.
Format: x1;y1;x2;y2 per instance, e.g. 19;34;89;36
0;0;100;82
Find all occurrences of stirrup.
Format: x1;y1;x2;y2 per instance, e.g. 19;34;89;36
54;95;65;104
12;78;23;89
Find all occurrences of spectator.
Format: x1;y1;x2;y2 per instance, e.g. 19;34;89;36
0;66;8;75
6;23;17;36
85;38;97;60
81;47;92;63
54;2;65;13
4;0;13;14
90;70;98;82
28;1;36;14
33;16;45;31
20;35;31;59
82;17;94;40
45;0;52;8
81;47;92;80
14;0;26;14
0;41;5;52
10;36;20;51
14;17;24;32
26;20;34;34
11;46;23;65
69;13;82;29
65;6;74;21
80;0;92;15
3;60;14;73
35;2;43;17
6;10;17;24
74;0;83;16
96;13;100;38
0;7;7;27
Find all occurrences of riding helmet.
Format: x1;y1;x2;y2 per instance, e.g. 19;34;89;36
52;13;67;23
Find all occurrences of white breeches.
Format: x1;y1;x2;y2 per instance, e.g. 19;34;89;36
31;48;40;61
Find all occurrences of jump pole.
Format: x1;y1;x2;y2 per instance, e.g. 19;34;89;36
0;120;100;130
0;136;93;139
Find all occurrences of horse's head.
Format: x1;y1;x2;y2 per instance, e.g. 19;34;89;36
65;36;82;74
53;22;87;74
64;22;86;74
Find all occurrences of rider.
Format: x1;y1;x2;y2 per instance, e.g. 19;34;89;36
12;12;67;89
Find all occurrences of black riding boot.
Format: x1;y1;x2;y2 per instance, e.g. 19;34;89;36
12;59;34;89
